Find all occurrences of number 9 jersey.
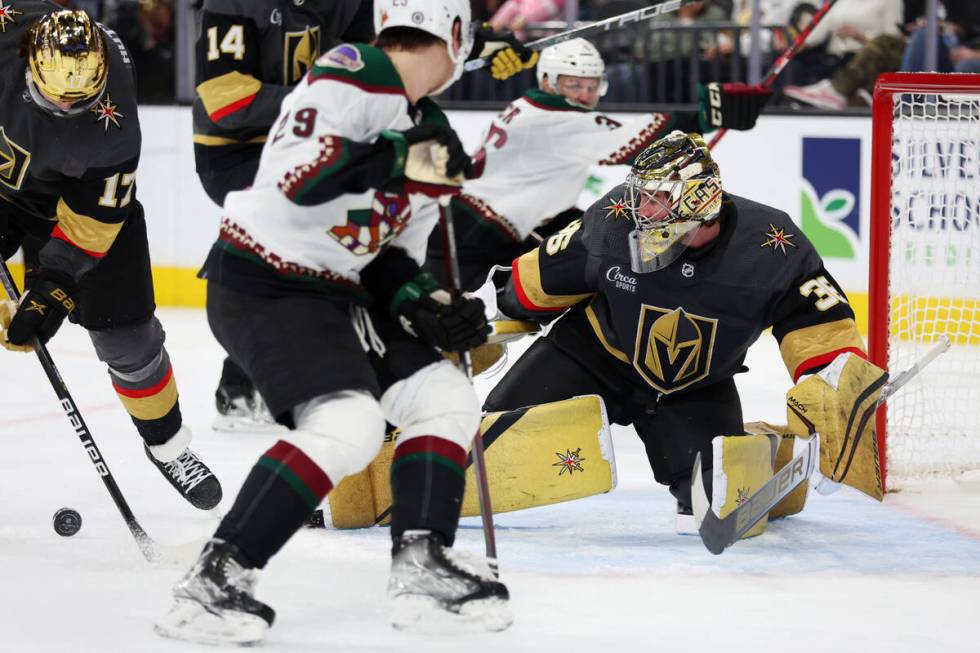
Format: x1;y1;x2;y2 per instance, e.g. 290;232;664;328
498;186;868;396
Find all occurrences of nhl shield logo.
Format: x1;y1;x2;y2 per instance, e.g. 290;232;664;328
632;305;717;393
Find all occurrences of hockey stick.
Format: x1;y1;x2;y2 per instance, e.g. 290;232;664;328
0;260;160;562
707;0;840;149
691;336;951;555
464;0;702;72
437;196;500;572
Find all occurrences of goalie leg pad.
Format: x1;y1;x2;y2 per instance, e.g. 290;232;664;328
744;422;810;519
786;353;886;500
712;433;777;539
327;395;616;528
443;343;505;377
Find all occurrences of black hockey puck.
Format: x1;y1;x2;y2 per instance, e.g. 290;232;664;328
53;508;82;537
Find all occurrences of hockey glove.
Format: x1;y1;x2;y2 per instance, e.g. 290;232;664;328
4;268;76;348
697;82;772;131
0;300;33;352
392;272;489;352
382;124;470;198
470;25;539;80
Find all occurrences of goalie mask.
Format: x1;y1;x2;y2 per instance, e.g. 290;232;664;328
26;10;108;117
625;131;722;273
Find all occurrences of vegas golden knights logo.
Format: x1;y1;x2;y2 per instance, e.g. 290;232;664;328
284;27;322;85
0;127;31;191
633;305;717;393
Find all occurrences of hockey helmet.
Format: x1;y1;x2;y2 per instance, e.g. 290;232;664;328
26;10;108;117
374;0;474;94
536;38;608;98
625;131;723;273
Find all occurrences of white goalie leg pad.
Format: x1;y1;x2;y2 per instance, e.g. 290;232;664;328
381;361;480;451
286;390;387;485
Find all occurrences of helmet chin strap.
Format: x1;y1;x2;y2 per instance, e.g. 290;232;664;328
24;69;105;118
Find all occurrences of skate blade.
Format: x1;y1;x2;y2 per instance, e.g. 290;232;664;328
391;594;513;634
211;415;286;434
154;598;268;646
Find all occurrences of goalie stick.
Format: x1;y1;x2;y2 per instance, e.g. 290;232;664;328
691;336;952;555
464;0;702;72
1;260;160;562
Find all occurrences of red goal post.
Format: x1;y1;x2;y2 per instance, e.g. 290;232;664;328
868;73;980;490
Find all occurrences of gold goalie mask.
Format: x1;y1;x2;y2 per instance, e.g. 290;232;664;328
625;131;723;273
25;10;108;117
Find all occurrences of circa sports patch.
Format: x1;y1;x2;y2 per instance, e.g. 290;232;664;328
317;44;365;72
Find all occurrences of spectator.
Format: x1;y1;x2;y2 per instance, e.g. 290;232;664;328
901;0;980;74
491;0;567;40
781;0;904;109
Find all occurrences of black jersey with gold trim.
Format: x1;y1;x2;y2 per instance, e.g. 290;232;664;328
0;1;141;280
501;186;867;396
193;0;369;182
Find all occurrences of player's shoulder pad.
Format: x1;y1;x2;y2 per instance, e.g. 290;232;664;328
578;183;634;253
54;27;141;177
308;43;405;96
201;0;275;25
0;1;54;56
728;193;817;259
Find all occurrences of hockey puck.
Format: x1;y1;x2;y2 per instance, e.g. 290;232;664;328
53;508;82;537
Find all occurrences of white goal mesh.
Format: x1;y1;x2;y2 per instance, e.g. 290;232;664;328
875;79;980;487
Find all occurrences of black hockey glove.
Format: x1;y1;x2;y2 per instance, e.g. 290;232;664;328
382;124;472;197
392;273;489;352
5;268;76;347
470;25;539;81
697;82;772;131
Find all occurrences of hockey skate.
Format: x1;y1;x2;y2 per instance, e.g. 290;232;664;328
155;539;274;645
144;445;223;510
388;530;512;633
213;385;283;434
675;500;698;535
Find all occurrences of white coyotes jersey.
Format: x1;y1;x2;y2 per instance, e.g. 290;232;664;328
462;89;673;241
222;44;439;284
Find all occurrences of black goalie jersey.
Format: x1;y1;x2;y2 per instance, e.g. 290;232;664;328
499;187;867;397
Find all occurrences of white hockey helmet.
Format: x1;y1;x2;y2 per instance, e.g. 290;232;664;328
374;0;474;93
535;38;608;96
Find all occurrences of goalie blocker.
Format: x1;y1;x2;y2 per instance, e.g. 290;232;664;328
328;395;617;528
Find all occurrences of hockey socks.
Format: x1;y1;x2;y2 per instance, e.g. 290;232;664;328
389;435;467;547
216;440;334;568
111;359;183;446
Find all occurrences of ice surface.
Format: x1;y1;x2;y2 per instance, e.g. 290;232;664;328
1;309;978;652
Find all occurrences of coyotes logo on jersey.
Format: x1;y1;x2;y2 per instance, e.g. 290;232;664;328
329;192;411;256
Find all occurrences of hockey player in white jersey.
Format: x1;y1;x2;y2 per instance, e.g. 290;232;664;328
154;0;511;644
425;38;772;290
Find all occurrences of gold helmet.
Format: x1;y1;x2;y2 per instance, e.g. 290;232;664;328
26;10;108;113
625;131;723;273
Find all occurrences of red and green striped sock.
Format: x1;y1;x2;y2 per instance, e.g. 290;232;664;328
390;435;467;547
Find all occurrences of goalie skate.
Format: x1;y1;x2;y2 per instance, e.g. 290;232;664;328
388;531;512;633
154;539;274;646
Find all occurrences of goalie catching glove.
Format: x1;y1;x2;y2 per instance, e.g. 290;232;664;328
698;82;772;131
786;352;888;500
470;25;539;80
391;272;489;353
2;268;76;350
382;124;470;198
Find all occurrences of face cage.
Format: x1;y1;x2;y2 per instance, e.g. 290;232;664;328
628;221;702;274
25;68;106;118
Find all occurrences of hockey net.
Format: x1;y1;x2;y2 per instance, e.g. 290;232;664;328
869;73;980;490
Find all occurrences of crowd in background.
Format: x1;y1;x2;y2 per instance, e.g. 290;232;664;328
50;0;980;109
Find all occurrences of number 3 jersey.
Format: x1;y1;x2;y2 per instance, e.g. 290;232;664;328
499;186;867;396
208;43;443;302
0;1;141;281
